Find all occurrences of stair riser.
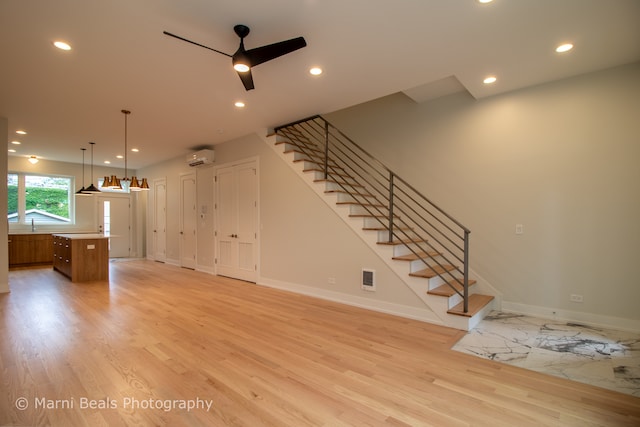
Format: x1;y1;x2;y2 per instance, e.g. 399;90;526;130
362;216;389;230
293;152;322;163
349;204;389;216
324;181;365;193
281;142;321;153
334;194;379;205
377;230;425;244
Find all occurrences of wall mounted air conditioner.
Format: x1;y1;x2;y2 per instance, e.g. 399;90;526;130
187;149;214;167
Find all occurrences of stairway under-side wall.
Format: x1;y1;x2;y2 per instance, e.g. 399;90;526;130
264;116;496;331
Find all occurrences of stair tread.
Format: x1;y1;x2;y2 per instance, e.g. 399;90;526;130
315;179;364;188
392;250;440;261
447;294;494;318
428;279;478;297
283;147;324;155
294;159;344;171
336;201;386;207
351;214;397;219
325;190;377;198
409;264;456;278
305;168;352;179
363;226;412;231
377;238;426;246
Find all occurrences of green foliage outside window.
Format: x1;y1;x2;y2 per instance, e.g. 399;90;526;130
7;174;72;221
25;187;70;218
7;184;17;216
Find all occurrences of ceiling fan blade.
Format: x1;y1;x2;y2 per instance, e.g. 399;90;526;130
237;69;255;91
163;31;232;58
245;37;307;67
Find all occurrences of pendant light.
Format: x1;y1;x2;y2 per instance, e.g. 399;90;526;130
84;142;101;193
102;109;149;192
75;148;92;196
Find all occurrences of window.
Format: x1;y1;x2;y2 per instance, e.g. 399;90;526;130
7;173;73;224
7;173;18;220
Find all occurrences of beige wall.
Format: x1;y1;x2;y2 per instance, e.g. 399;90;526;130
0;117;8;292
325;62;640;324
138;156;196;264
139;133;432;318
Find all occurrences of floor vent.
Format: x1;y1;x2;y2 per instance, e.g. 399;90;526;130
362;269;376;292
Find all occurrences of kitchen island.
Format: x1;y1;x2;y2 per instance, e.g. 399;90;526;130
52;234;109;282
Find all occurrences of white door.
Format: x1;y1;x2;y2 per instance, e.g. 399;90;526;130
153;178;167;262
215;160;257;282
180;173;197;269
98;196;130;258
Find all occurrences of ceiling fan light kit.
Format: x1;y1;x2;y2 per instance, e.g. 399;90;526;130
164;24;306;91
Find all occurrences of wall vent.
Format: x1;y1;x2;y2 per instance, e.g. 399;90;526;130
361;269;376;292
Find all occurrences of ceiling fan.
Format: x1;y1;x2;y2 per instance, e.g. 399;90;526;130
163;25;307;91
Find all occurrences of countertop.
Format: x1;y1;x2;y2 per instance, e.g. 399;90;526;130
52;233;108;239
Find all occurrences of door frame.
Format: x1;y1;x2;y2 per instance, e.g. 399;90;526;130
97;194;132;258
151;177;167;262
213;156;260;281
179;172;197;269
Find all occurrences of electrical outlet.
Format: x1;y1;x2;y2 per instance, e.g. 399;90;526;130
515;224;524;235
570;294;583;303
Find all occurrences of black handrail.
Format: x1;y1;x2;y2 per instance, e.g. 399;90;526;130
275;115;471;312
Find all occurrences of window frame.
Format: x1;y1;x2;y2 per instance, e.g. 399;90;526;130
7;171;76;225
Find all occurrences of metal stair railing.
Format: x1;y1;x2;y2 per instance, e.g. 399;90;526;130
275;115;472;313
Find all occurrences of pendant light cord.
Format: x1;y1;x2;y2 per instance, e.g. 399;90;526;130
90;142;95;183
122;110;131;181
81;148;86;187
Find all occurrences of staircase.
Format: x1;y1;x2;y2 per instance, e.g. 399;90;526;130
270;116;494;331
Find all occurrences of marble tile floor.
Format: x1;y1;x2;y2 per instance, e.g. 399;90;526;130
452;311;640;397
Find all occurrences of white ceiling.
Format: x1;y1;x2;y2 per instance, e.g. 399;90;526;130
1;0;639;169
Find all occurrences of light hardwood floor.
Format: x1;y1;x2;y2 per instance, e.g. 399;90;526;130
1;260;638;426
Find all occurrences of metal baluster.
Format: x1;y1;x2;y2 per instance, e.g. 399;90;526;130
463;230;470;313
323;120;330;180
388;172;395;243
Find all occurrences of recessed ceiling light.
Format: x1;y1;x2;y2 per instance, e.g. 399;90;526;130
8;149;16;153
131;148;139;152
11;140;21;145
309;67;323;76
53;40;72;51
478;0;493;3
483;76;497;84
555;43;573;53
235;101;245;108
104;160;111;164
116;155;124;159
16;130;27;135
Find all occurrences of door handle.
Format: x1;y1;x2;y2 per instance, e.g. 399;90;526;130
228;234;238;238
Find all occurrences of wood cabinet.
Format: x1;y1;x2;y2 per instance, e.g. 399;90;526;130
8;233;54;267
52;234;109;282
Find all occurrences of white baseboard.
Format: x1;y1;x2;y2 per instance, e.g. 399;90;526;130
258;277;444;326
165;258;180;267
501;301;640;333
196;265;215;274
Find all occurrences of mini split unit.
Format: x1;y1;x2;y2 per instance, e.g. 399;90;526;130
187;149;214;167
